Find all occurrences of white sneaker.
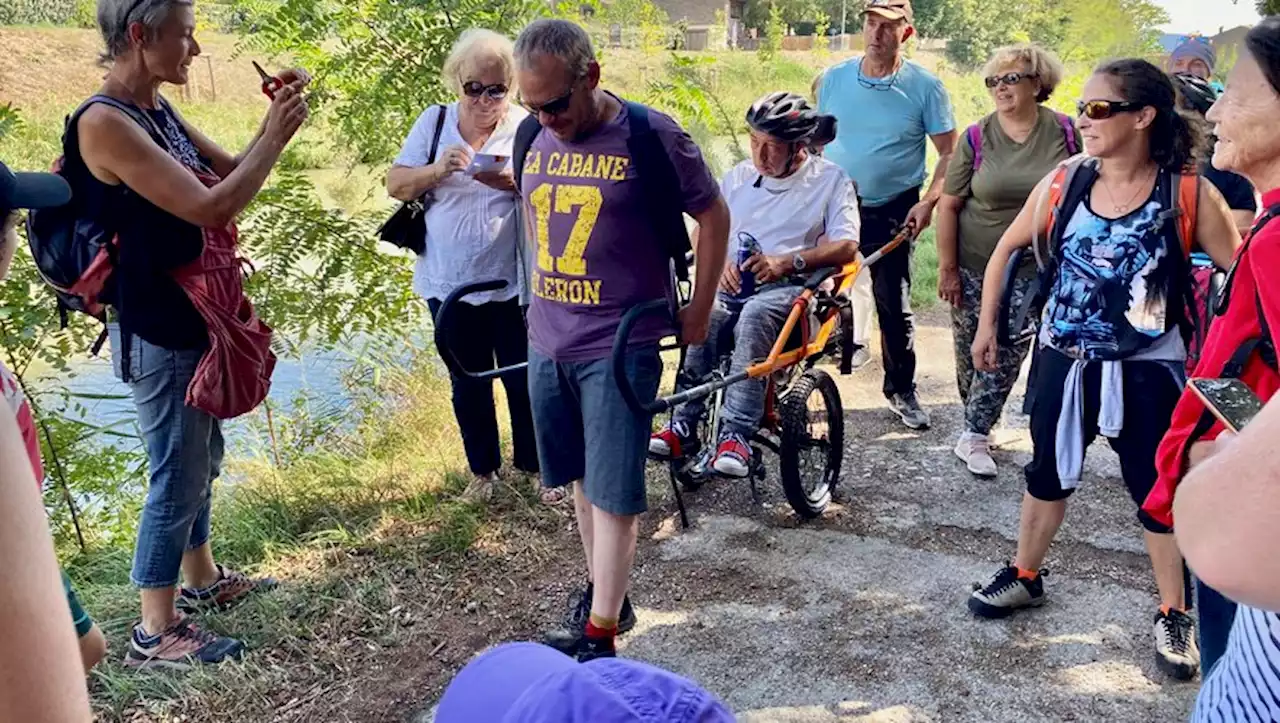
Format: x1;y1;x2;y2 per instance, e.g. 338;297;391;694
954;432;997;477
850;346;872;370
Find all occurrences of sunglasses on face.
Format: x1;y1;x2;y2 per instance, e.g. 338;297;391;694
462;81;509;101
985;72;1038;89
518;85;576;117
1076;99;1143;120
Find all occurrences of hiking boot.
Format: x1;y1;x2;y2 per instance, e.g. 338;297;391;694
124;616;244;670
649;420;698;460
462;472;497;502
177;564;278;614
850;346;872;370
889;391;930;430
969;564;1046;618
711;431;753;478
1154;608;1200;680
954;432;997;477
543;584;636;654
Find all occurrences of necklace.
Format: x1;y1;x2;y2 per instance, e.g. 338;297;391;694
1098;167;1155;214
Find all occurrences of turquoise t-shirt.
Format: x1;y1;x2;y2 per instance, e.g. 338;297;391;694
817;57;955;207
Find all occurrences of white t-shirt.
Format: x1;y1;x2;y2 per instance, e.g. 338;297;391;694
721;154;861;258
394;102;530;305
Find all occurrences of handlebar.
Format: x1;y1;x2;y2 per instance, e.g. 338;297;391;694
433;279;529;381
611;299;677;416
997;247;1042;346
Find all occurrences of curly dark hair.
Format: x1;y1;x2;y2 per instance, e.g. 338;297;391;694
1094;58;1206;172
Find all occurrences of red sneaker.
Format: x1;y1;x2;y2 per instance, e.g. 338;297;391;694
648;420;698;459
711;432;752;478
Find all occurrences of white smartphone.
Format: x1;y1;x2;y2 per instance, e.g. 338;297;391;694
467;153;508;175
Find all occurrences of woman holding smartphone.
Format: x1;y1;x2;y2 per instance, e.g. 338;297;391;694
1143;16;1280;678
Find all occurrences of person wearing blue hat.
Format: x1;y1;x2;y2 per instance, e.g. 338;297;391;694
433;642;735;722
1169;36;1216;82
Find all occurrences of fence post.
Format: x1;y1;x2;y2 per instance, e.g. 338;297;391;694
206;55;217;102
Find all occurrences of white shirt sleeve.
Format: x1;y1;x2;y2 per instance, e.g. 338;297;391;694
824;169;861;246
394;105;447;168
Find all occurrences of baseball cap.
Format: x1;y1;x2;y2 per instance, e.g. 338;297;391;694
434;642;736;723
0;161;70;216
862;0;913;24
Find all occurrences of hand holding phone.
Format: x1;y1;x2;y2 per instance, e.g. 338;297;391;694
467;154;508;175
1189;377;1264;434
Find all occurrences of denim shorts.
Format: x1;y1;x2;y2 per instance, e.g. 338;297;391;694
527;345;662;516
109;324;223;588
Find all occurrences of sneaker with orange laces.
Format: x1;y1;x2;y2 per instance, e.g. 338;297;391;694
711;431;753;478
177;564;278;614
648;420;699;460
124;615;244;670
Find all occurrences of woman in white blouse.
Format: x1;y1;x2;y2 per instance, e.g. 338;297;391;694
388;29;546;503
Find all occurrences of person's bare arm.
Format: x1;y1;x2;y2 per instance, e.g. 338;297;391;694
0;412;91;722
1175;396;1280;610
386;145;471;202
904;130;958;232
1233;209;1257;236
174;69;311;178
936;194;964;306
680;196;730;344
78;82;307;229
1195;179;1243;269
743;241;858;284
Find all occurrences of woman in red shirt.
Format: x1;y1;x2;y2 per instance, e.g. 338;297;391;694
1142;17;1280;675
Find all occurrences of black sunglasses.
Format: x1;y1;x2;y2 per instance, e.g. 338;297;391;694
462;81;508;101
1076;99;1144;120
518;85;576;117
985;72;1038;89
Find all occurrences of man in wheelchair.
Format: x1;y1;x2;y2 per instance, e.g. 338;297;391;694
649;91;861;477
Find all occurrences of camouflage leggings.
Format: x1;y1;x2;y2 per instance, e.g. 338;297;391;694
951;267;1037;436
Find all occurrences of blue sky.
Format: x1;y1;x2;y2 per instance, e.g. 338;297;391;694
1154;0;1260;34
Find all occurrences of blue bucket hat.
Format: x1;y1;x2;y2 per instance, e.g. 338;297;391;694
434;643;736;723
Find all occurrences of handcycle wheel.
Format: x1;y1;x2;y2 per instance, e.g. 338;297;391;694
778;369;843;519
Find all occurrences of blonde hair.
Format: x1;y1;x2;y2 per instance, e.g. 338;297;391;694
982;44;1066;103
442;29;515;95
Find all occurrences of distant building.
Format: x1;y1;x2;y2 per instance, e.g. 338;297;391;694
649;0;746;48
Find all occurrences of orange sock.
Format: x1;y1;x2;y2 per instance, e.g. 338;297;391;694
1016;566;1039;580
1160;604;1186;615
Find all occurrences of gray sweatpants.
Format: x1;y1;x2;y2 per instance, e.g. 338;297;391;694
673;284;801;438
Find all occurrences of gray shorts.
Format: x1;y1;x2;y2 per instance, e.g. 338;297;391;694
528;345;662;516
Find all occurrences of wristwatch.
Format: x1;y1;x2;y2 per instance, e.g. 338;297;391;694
792;253;807;272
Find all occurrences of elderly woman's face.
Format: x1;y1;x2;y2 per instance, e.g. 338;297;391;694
987;63;1040;115
458;57;510;127
1207;50;1280;176
139;4;200;85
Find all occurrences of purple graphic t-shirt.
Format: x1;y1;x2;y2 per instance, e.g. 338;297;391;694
523;100;720;362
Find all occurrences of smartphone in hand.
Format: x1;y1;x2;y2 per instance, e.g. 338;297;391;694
1188;377;1264;434
467;154;508;175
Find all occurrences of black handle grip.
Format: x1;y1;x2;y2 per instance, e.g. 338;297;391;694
433;279;528;380
803;266;840;291
612;299;676;415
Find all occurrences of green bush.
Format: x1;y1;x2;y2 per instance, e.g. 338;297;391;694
0;0;78;25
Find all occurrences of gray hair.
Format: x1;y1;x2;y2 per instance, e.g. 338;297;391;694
97;0;194;63
513;19;595;80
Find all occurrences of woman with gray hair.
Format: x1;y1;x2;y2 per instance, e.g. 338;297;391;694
936;44;1080;478
387;29;542;504
75;0;308;668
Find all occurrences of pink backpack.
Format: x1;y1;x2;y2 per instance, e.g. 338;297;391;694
966;112;1078;171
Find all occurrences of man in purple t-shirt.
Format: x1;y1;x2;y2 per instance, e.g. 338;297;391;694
513;19;729;662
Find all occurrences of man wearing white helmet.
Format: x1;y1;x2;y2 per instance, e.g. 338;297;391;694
649;92;861;477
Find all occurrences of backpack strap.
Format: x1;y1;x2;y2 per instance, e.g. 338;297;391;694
624;100;692;283
1175;172;1198;257
1033;156;1097;272
427;104;447;168
512;114;543;192
1055;112;1078;156
966;122;984;171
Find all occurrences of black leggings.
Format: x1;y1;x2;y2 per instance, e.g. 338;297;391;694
1024;348;1179;533
427;297;538;477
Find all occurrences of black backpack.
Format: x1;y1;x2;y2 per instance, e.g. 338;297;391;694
511;100;692;282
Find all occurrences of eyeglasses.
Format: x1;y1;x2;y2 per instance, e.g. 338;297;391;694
985;72;1038;89
462;81;509;101
518;86;576;117
1076;99;1143;120
857;64;901;91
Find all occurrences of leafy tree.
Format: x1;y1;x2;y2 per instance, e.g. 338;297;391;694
758;2;786;61
1260;0;1280;16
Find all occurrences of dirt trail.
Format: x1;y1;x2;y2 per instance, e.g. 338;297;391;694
412;310;1198;722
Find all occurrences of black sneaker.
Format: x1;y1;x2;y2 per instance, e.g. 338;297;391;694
889;391;930;430
1154;608;1200;680
574;635;618;663
543;584;636;654
968;564;1047;618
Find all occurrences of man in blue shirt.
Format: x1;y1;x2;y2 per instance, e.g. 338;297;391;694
816;0;956;429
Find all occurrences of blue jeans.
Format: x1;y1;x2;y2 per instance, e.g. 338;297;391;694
674;285;800;438
527;345;661;516
1195;577;1238;675
110;325;223;589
